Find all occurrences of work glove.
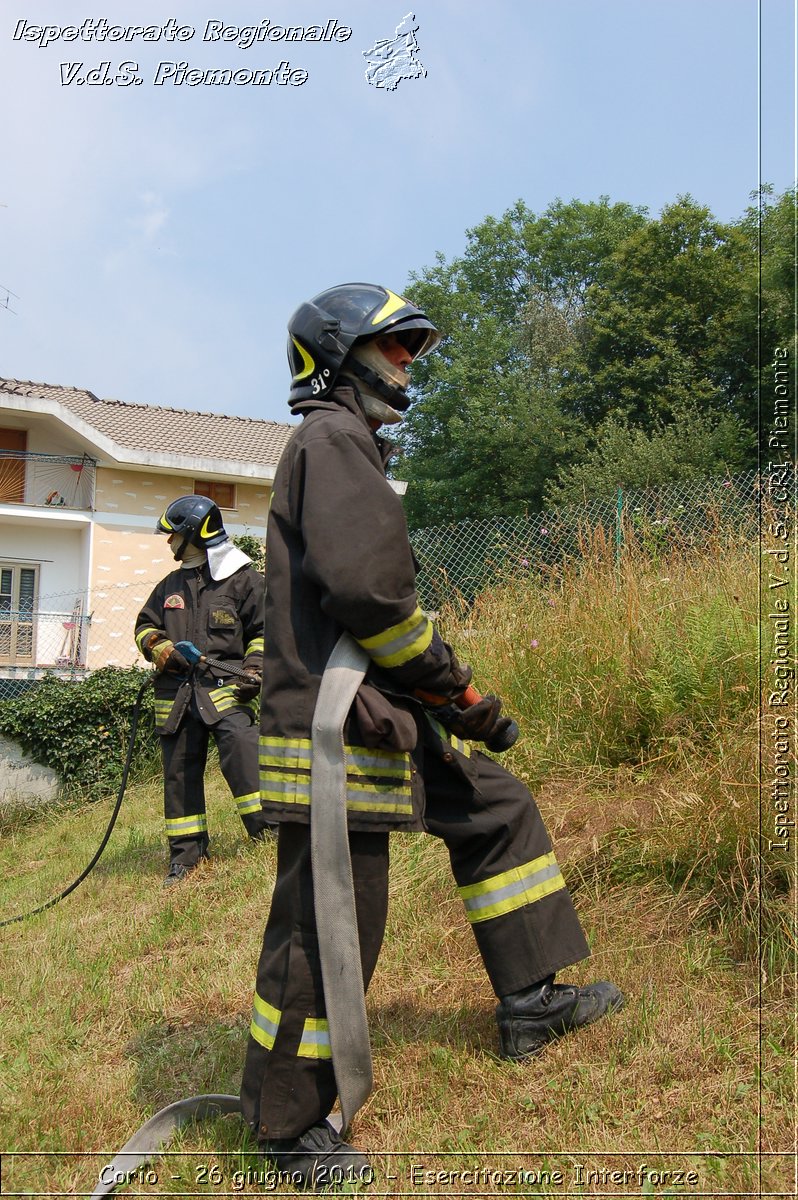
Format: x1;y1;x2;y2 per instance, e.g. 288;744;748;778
148;637;191;675
442;694;517;751
234;670;261;702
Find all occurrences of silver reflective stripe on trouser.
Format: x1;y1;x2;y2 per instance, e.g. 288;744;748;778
310;631;373;1133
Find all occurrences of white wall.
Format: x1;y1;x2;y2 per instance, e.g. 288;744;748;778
2;525;90;606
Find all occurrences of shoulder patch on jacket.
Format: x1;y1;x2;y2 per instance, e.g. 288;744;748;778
164;594;185;609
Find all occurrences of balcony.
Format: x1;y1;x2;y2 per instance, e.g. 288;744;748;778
0;606;91;696
0;451;96;511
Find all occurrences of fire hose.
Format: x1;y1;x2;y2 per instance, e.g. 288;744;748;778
7;639;519;1192
89;633;368;1198
0;674;154;929
89;655;522;1194
0;646;257;929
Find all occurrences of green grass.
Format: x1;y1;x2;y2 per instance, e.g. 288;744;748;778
0;534;794;1197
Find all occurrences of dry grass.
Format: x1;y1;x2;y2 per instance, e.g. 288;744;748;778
0;535;794;1197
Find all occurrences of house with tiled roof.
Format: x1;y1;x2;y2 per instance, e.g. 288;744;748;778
0;377;295;689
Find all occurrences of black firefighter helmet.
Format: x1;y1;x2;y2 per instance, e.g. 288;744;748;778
156;495;227;559
286;283;440;410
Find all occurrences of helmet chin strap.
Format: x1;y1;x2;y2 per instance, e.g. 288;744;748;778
341;369;405;426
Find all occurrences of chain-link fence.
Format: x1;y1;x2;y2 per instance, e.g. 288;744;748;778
0;576;164;701
0;470;767;702
411;470;762;609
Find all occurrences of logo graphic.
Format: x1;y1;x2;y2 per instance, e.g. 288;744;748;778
211;608;236;626
363;12;426;91
164;594;185;609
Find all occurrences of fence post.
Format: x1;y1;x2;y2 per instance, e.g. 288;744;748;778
615;486;624;567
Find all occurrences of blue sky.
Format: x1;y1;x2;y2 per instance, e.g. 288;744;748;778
1;0;794;425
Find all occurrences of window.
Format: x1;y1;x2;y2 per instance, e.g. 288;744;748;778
194;480;236;509
0;564;38;664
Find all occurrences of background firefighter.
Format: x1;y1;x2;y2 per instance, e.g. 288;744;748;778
135;495;275;886
240;284;624;1184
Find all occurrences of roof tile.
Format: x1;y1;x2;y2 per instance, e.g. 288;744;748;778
0;377;295;467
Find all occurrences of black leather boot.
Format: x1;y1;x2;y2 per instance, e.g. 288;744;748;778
496;976;625;1059
262;1120;370;1191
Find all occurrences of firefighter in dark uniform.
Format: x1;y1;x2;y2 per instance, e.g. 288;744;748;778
135;495;275;886
240;285;624;1182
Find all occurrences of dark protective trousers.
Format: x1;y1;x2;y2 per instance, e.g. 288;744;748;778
161;702;273;866
240;740;590;1140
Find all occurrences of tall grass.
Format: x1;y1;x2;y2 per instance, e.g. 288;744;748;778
438;529;792;993
443;527;757;775
0;530;793;1196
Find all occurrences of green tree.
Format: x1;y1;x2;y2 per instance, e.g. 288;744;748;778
561;197;757;442
730;186;797;437
546;402;750;504
399;197;647;526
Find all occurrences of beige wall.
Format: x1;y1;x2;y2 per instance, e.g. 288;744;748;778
86;467;271;669
94;466;272;526
87;524;170;669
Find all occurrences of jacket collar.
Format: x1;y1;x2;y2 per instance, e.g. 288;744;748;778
292;385;396;465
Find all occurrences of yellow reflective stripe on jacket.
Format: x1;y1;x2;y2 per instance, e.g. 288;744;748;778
425;714;473;758
260;737;413;815
261;737;312;769
459;853;565;924
245;636;264;657
355;606;433;668
165;813;208;838
209;684;239;713
235;791;262;816
136;625;159;654
344;796;413;815
250;992;281;1051
297;1016;331;1059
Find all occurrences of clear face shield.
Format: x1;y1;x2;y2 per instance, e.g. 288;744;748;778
345;323;440;425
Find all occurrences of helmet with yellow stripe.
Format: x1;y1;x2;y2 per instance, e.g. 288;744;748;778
286;283;440;414
156;495;228;560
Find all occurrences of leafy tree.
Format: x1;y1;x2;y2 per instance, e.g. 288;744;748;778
399;189;788;524
399;197;647;526
546;402;750;503
560;196;755;440
730;186;797;438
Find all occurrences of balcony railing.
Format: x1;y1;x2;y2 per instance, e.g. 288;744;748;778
0;451;96;511
0;607;90;672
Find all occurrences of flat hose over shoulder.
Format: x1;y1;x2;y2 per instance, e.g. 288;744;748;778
91;636;370;1194
309;631;373;1132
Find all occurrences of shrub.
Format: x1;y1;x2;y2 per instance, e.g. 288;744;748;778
0;667;159;801
232;533;266;572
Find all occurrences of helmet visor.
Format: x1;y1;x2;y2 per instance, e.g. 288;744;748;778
391;320;441;360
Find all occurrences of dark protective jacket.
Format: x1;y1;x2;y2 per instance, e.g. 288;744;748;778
260;386;475;832
135;562;265;734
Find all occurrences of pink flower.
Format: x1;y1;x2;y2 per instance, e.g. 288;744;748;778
540;528;549;536
530;639;539;648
